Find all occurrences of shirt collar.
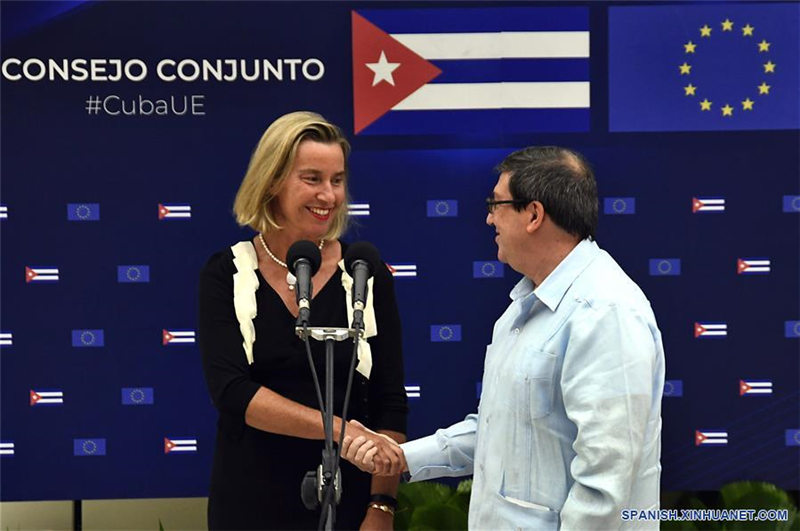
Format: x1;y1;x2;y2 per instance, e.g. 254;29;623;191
509;239;600;312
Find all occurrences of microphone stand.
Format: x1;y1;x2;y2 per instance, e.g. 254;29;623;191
297;325;362;531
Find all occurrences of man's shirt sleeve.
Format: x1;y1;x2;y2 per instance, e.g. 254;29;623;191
559;303;660;530
400;414;478;481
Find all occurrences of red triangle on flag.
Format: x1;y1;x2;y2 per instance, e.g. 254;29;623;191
158;204;168;220
695;430;706;446
739;380;750;396
693;322;705;338
164;437;174;454
737;259;747;274
162;329;173;345
351;11;441;134
25;266;37;283
692;198;702;213
29;390;40;406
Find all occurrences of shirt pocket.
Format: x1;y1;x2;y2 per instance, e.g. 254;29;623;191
517;347;557;420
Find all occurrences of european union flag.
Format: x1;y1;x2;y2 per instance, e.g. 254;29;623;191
430;325;462;342
786;429;800;447
71;329;104;347
785;321;800;338
67;203;100;221
649;258;681;276
73;438;106;456
783;195;800;213
117;265;150;283
426;200;458;217
603;197;635;215
609;4;799;131
663;380;683;397
476;382;483;399
121;387;154;405
473;261;504;278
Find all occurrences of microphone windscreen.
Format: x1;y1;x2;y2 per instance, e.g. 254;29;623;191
344;241;381;277
287;240;322;276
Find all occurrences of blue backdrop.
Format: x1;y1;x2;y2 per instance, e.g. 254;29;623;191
1;1;798;501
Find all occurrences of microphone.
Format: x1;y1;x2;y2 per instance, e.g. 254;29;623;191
287;240;322;327
344;242;381;333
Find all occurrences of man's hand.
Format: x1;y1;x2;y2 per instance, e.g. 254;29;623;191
342;420;406;475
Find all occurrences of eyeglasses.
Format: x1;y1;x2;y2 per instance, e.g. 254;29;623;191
485;198;529;214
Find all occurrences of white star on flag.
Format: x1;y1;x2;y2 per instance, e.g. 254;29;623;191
366;51;400;87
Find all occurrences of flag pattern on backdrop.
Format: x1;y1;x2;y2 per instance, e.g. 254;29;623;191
0;442;14;456
785;321;800;338
30;389;63;406
739;379;772;396
25;266;59;283
405;384;421;399
117;265;150;283
73;438;106;456
427;200;458;217
158;204;191;220
352;7;590;134
162;329;195;345
609;3;800;131
603;197;635;215
0;332;12;346
71;329;104;347
0;205;7;219
693;197;726;213
649;258;681;276
694;322;727;338
783;195;800;213
430;325;462;342
67;203;100;221
695;430;728;446
737;258;771;275
473;261;504;278
387;264;417;278
664;380;684;397
121;387;154;405
164;437;197;454
348;203;370;217
786;430;800;447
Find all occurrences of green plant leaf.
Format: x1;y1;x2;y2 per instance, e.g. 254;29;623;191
398;481;455;508
409;503;468;531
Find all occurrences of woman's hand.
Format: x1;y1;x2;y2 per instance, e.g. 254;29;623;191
342;420;406;475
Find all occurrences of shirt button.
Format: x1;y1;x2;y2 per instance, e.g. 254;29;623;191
513;328;520;334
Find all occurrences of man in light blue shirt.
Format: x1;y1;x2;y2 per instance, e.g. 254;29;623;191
344;146;665;529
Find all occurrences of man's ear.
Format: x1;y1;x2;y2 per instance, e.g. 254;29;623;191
526;201;544;233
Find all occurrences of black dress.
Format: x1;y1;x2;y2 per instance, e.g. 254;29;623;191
198;241;407;530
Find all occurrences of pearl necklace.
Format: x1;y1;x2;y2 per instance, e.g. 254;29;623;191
258;233;325;291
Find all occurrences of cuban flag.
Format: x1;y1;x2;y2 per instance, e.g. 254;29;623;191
427;200;458;217
348;203;370;217
405;384;421;399
692;197;725;213
694;322;727;338
695;430;728;446
387;264;417;278
0;442;14;456
25;266;59;283
737;258;771;275
158;203;191;220
0;205;7;219
162;329;195;345
739;379;773;396
30;389;64;406
352;7;590;135
164;437;197;454
0;332;12;347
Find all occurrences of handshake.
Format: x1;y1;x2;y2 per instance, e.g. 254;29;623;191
341;419;407;476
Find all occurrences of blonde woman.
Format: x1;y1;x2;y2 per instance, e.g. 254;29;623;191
199;111;407;530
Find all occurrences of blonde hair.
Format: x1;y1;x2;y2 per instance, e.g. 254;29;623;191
233;111;351;240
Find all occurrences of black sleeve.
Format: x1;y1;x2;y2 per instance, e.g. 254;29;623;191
197;250;261;420
366;262;408;434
